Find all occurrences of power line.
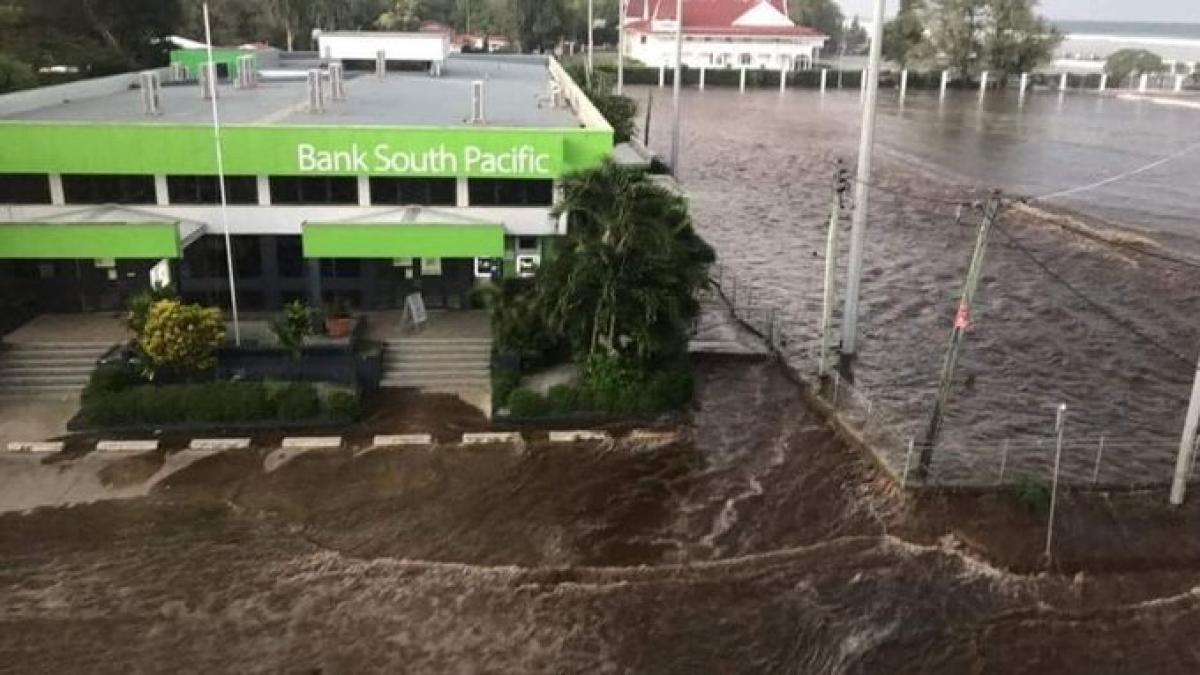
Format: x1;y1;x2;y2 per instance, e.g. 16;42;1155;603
1029;138;1200;203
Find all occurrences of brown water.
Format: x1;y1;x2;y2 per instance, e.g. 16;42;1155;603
638;86;1200;484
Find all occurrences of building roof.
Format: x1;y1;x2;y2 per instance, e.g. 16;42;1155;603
625;0;825;38
0;54;580;129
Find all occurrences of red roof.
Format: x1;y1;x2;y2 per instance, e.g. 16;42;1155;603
625;0;825;38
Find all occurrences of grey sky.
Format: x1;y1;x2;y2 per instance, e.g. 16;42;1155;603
834;0;1199;23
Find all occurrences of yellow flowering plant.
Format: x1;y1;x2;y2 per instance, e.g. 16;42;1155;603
138;300;226;376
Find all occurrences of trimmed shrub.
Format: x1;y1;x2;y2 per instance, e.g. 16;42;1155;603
492;369;521;411
545;384;581;414
274;382;320;421
139;300;225;375
507;388;548;418
1012;478;1052;517
326;390;360;422
83;363;144;400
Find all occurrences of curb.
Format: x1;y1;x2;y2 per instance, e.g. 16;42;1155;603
189;438;252;451
281;436;342;450
461;432;523;445
373;434;434;447
548;430;611;443
96;440;159;453
5;441;65;454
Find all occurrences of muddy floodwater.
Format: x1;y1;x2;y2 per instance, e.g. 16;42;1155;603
638;86;1200;484
3;357;1200;673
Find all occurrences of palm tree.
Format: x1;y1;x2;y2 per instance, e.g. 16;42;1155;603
540;161;714;362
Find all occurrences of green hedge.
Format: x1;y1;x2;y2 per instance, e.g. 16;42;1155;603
504;359;694;420
81;366;360;427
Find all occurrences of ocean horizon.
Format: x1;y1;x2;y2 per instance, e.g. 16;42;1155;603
1054;20;1200;41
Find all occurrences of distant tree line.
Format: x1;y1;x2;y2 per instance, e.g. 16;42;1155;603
881;0;1062;81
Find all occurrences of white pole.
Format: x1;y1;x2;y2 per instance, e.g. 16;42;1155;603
699;65;705;90
202;3;240;346
658;63;665;88
1175;74;1186;93
860;68;867;101
617;0;625;94
1045;404;1067;561
740;67;746;92
840;0;886;356
1019;72;1029;96
899;68;908;100
1092;434;1105;484
979;70;989;97
1169;356;1200;505
586;0;594;80
1060;72;1068;92
1099;73;1108;92
820;68;827;93
1139;73;1149;92
939;70;949;100
779;67;786;92
669;0;683;174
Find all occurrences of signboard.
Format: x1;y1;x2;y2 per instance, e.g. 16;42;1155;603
405;292;427;327
149;258;172;290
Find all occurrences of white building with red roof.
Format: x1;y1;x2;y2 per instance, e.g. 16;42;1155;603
624;0;827;71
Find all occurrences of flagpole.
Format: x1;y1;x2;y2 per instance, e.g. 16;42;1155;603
669;0;683;174
617;0;625;94
203;2;241;345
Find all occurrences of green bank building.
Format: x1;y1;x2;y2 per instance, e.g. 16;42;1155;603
0;45;613;318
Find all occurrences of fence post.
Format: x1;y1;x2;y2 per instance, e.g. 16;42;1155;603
998;439;1010;482
699;66;706;90
740;67;746;93
1091;434;1105;484
939;70;949;100
1045;404;1067;564
902;437;915;489
820;68;827;94
658;64;665;88
833;370;841;407
779;67;787;92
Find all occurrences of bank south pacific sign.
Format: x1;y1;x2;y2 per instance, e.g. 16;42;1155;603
293;137;561;178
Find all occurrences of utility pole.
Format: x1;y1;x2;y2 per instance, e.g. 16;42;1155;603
840;0;887;357
1169;355;1200;505
820;161;850;378
587;0;594;83
916;193;1003;478
617;0;626;94
669;0;684;174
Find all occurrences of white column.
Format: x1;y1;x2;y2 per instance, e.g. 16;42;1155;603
154;175;169;205
256;176;271;206
1019;72;1029;96
456;176;469;207
860;68;867;100
1060;72;1068;92
658;63;665;88
1099;73;1108;92
699;66;705;90
1139;73;1149;92
820;68;827;93
899;69;908;100
939;70;949;100
1175;74;1186;93
739;67;746;92
979;71;989;96
357;175;371;207
48;174;65;205
779;67;786;92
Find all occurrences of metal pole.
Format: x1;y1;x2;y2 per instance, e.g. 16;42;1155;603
840;0;887;357
669;0;683;175
819;162;847;378
1169;355;1200;505
917;193;1003;476
202;2;241;346
998;439;1010;482
1092;434;1105;484
1045;404;1067;562
586;0;594;82
617;0;625;94
902;437;915;489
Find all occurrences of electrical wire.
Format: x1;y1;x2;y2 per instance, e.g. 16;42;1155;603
1028;138;1200;203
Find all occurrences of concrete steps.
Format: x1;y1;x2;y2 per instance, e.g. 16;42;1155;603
380;337;492;392
0;341;113;398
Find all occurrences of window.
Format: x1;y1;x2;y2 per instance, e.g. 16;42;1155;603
277;237;306;278
181;236;261;279
269;176;358;205
0;174;51;204
320;259;361;279
468;179;553;207
640;36;647;44
167;175;258;205
61;174;155;204
739;53;753;65
516;236;538;251
369;177;456;206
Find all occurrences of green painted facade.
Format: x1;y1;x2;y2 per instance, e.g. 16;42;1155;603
302;223;504;259
169;48;253;78
0;123;612;179
0;223;181;259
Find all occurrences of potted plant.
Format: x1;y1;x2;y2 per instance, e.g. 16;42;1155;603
324;297;352;338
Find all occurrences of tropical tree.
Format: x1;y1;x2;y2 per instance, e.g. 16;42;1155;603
924;0;983;76
510;0;566;52
539;161;714;362
883;0;927;67
789;0;844;48
0;53;35;93
979;0;1060;79
1105;48;1166;84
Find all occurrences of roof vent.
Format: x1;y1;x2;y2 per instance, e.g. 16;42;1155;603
328;62;346;101
469;79;486;124
306;68;325;112
199;62;218;100
236;54;257;89
169;62;188;82
139;70;162;115
376;50;387;78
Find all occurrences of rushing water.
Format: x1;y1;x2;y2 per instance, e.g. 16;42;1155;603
638;85;1200;484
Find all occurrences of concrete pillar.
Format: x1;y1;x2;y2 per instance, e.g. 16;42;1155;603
658;63;665;88
1060;72;1068;92
699;66;705;90
1139;73;1149;92
1099;73;1108;92
779;67;786;92
256;176;271;206
820;68;827;93
899;69;908;100
306;260;322;307
48;174;65;206
154;175;169;206
980;71;989;96
357;175;371;207
1019;72;1029;96
939;70;949;99
1175;74;1186;93
739;68;746;92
